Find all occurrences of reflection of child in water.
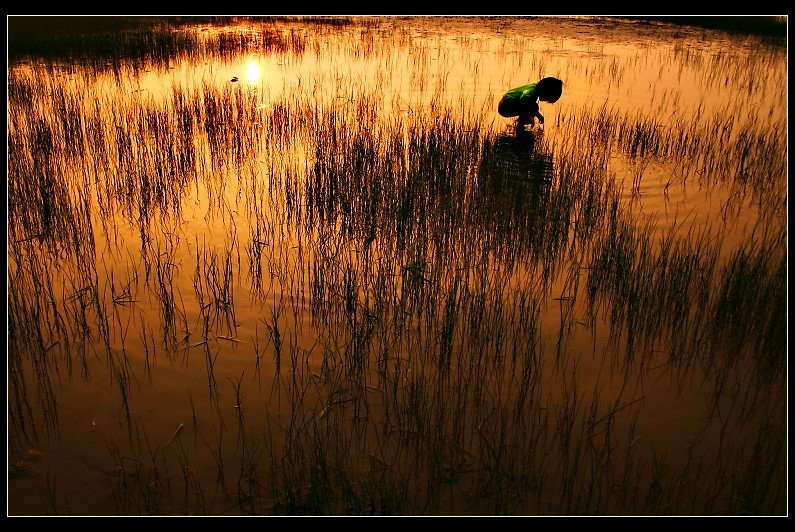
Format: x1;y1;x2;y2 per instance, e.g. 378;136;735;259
498;77;563;130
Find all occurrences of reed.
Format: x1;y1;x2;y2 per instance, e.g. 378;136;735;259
7;15;786;516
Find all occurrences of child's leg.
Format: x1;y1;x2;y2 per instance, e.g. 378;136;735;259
517;102;539;127
498;97;520;118
517;113;534;127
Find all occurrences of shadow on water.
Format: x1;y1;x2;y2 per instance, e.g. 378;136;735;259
478;127;554;186
472;127;564;274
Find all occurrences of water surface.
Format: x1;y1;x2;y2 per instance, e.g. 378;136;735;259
7;16;787;516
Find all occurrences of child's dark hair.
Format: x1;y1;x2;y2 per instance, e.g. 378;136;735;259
537;77;563;103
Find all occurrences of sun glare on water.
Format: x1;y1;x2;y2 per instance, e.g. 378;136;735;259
246;60;261;84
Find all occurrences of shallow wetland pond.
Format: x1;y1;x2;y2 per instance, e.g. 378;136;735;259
7;16;787;515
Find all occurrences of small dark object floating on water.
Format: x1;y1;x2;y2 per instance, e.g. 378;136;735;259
231;76;238;82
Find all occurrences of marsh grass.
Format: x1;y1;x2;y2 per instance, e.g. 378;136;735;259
7;16;786;516
7;16;317;67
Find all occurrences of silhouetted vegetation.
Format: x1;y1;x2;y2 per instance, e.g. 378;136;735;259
624;16;786;38
7;16;786;516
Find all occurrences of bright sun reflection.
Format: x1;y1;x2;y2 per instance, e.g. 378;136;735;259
246;61;261;84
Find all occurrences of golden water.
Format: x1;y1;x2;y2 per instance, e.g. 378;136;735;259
7;16;786;515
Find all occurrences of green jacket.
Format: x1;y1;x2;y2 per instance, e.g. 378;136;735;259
502;83;538;103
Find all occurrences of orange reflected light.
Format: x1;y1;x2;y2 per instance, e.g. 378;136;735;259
246;61;262;84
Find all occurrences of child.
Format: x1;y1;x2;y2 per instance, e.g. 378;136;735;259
498;77;563;129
